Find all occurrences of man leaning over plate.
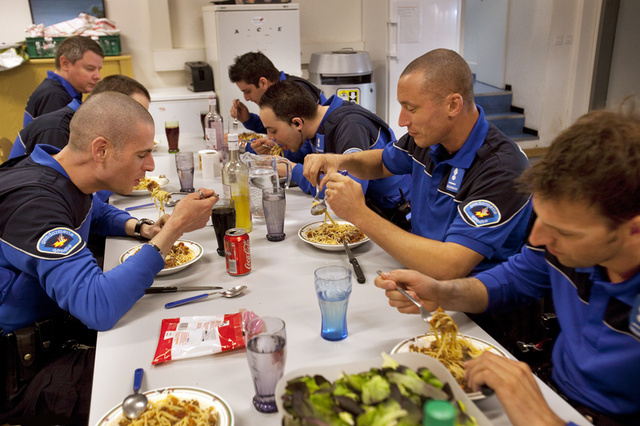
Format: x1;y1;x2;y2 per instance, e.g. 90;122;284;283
0;92;218;424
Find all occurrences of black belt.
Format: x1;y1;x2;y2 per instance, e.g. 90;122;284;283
0;315;96;402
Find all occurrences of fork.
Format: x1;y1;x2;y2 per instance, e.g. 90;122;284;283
377;270;431;325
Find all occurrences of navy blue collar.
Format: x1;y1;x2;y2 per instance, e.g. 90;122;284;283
46;71;82;102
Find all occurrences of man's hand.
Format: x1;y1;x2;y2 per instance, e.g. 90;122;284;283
230;99;250;123
464;353;565;426
250;137;275;155
167;188;218;234
303;153;342;188
374;269;442;314
324;173;367;222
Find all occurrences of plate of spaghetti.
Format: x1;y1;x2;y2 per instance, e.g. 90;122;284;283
131;176;169;196
298;219;369;251
120;240;204;276
96;386;233;426
390;308;508;399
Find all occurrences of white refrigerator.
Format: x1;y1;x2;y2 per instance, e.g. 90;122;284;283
364;0;462;138
202;3;301;125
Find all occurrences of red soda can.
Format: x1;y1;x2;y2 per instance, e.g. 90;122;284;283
224;228;251;276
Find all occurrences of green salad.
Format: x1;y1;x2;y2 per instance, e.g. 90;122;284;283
281;354;477;426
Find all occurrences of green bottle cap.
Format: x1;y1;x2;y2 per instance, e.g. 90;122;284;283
423;399;456;426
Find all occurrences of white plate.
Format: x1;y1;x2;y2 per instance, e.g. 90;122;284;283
130;176;169;196
298;220;369;251
95;386;234;426
391;333;509;400
276;352;491;425
120;240;203;276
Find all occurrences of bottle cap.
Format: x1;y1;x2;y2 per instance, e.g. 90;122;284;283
423;399;456;426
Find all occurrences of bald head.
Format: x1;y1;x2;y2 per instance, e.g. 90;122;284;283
68;91;154;152
401;49;475;110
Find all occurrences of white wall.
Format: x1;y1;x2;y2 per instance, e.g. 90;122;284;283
504;0;600;148
606;0;640;108
0;0;605;148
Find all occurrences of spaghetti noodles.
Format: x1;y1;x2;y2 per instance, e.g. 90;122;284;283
408;308;486;390
164;242;195;268
269;144;284;156
146;181;171;219
304;212;366;245
117;394;219;426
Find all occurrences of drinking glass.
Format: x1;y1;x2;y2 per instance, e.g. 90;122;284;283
175;152;195;193
314;266;352;341
262;187;286;241
165;121;180;153
245;316;287;413
248;155;291;220
211;199;235;256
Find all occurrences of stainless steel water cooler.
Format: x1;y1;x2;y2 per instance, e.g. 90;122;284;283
308;49;376;113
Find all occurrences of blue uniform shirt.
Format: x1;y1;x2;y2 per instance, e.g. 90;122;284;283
23;71;82;127
477;245;640;419
0;145;164;332
382;106;532;272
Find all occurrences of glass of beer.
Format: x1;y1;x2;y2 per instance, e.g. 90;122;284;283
165;121;180;153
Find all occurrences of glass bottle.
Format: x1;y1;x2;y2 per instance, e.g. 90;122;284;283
222;133;252;233
205;95;227;162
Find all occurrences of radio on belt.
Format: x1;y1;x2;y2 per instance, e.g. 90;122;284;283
224;228;251;276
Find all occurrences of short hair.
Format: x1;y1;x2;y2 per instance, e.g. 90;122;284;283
88;74;151;101
55;35;104;69
401;48;475;109
519;99;640;226
228;51;280;86
260;81;318;123
68;92;153;153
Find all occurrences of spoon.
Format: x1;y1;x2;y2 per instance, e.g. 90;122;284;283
310;187;327;216
310;171;348;216
376;270;432;325
122;368;148;419
165;285;247;309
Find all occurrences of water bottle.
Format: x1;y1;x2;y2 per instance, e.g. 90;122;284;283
205;94;227;162
222;133;252;233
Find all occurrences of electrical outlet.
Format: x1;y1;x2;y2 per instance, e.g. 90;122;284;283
565;34;573;45
554;35;563;46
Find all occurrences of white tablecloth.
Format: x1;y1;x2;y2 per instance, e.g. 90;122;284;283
88;135;589;425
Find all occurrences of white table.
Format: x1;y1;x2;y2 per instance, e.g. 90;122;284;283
88;135;589;425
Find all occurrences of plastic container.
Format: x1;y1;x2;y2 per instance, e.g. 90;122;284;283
25;35;121;58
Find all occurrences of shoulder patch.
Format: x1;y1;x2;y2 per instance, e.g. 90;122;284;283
37;227;82;255
463;200;501;226
343;147;363;155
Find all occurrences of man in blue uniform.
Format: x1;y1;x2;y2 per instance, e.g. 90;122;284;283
304;49;532;278
0;92;217;424
21;35;104;128
259;81;411;226
10;74;150;159
375;105;640;426
227;51;324;162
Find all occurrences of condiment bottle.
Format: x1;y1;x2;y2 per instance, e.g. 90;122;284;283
205;94;227;162
222;133;252;233
423;399;456;426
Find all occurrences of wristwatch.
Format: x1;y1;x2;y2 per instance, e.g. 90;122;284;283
134;218;155;239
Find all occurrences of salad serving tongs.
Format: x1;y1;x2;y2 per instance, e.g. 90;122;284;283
377;270;431;326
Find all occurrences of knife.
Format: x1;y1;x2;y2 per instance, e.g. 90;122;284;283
145;286;223;294
343;240;366;284
125;202;155;212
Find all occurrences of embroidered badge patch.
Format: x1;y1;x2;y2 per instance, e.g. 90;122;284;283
463;200;501;226
37;228;82;255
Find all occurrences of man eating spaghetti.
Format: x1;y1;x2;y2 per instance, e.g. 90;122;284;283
0;92;218;424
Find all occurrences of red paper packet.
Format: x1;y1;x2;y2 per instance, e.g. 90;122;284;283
152;310;257;365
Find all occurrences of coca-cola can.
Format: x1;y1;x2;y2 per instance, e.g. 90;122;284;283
224;228;251;276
